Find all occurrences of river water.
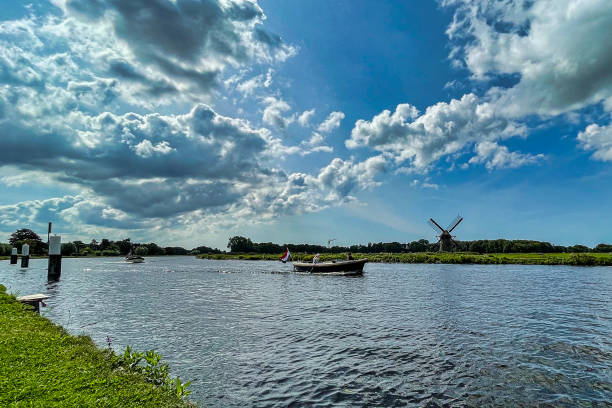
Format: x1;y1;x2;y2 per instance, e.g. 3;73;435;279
1;257;610;407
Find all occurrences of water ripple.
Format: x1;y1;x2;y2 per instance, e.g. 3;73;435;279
1;258;611;406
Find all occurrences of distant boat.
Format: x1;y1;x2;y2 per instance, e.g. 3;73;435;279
292;258;367;276
125;251;144;263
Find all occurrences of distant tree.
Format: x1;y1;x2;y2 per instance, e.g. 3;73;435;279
73;241;86;252
0;243;12;256
145;242;164;255
227;236;254;252
89;239;99;250
193;245;221;254
61;242;77;256
134;246;148;256
117;238;132;255
593;243;612;253
100;239;111;250
164;246;188;255
9;229;45;254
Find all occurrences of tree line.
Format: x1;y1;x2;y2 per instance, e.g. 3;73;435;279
227;236;612;254
0;229;222;256
3;229;610;257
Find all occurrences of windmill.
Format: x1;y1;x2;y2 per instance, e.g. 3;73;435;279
428;215;463;252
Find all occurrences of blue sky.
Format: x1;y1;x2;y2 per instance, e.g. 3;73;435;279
0;0;611;249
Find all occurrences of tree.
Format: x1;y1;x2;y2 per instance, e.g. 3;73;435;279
593;243;612;253
100;239;111;250
117;238;132;255
227;236;254;252
134;246;148;256
61;242;77;256
9;229;45;255
73;241;86;252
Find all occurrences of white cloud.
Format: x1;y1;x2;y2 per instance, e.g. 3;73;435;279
261;96;295;130
317;111;345;133
299;132;333;156
577;122;612;161
468;141;544;170
445;0;612;117
133;140;175;158
235;68;274;96
347;93;525;168
298;108;316;127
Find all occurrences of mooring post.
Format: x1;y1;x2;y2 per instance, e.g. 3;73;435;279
48;235;62;280
10;247;17;264
21;244;30;268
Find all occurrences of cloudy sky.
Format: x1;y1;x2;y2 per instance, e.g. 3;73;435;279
1;0;611;249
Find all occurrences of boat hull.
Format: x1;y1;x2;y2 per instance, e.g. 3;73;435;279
293;258;367;275
125;256;144;263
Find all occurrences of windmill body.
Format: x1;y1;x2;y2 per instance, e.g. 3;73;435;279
428;216;463;252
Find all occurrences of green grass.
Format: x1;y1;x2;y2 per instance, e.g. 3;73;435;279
0;284;195;407
198;252;612;266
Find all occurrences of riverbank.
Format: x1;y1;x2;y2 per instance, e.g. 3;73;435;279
0;284;194;407
197;252;612;266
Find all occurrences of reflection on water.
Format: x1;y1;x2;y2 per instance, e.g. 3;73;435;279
1;257;611;407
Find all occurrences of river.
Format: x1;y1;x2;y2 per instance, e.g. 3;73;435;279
1;257;610;406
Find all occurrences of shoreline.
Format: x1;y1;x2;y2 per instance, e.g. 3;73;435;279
0;284;194;407
197;252;612;266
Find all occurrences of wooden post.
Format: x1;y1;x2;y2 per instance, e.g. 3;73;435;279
21;244;30;268
48;235;62;280
10;248;17;264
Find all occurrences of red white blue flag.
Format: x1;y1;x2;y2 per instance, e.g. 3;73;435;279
280;248;291;263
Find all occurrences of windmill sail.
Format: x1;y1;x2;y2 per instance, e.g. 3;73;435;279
428;218;444;233
447;215;463;233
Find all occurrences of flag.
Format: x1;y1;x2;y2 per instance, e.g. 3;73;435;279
280;248;291;263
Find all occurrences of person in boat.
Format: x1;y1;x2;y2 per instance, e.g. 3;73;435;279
312;253;320;264
346;252;354;260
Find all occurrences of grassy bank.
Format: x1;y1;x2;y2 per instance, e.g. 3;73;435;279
198;252;612;266
0;284;194;407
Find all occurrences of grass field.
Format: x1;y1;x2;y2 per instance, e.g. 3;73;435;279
197;252;612;266
0;284;194;407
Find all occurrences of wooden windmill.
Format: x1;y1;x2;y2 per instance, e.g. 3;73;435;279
428;215;463;252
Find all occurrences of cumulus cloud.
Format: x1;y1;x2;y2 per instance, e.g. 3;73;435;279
347;93;525;168
298;108;316;127
317;111;345;133
0;0;295;108
577;122;612;161
261;96;295;130
299;132;333;156
242;155;387;218
58;0;293;94
445;0;612;118
235;68;273;96
468;141;544;170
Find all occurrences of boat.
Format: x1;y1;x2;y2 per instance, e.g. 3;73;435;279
292;258;368;276
125;251;144;263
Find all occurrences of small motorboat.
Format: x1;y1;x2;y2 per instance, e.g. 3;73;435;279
292;258;368;276
125;251;144;263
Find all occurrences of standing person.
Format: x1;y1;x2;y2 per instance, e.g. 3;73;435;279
346;252;354;260
312;253;320;264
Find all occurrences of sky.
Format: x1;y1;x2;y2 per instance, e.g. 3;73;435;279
0;0;611;249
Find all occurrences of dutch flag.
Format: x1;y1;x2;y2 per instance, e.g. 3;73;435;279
280;248;291;263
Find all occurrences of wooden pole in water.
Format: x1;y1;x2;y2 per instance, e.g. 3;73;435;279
21;244;30;268
10;248;17;264
48;235;62;280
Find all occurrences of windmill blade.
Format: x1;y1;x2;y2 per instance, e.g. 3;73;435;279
428;218;445;233
448;216;463;233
